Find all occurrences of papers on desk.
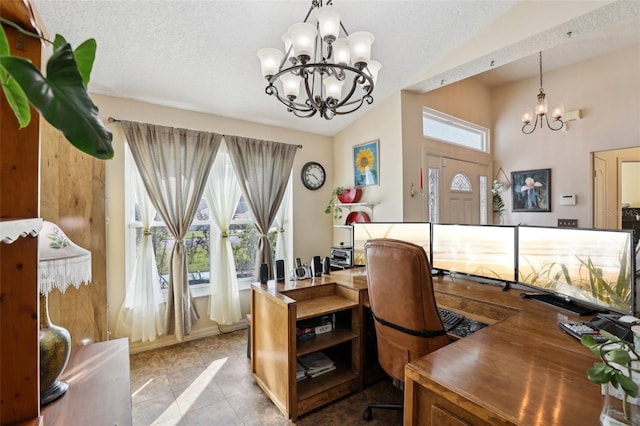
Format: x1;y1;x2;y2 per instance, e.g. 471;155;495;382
297;351;335;380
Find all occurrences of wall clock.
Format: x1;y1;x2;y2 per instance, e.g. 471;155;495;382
301;161;326;190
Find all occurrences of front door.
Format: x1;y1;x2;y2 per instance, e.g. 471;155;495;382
427;156;486;224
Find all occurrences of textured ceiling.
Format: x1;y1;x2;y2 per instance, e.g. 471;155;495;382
32;0;640;137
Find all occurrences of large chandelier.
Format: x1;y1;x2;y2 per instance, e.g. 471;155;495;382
521;51;564;134
257;0;381;120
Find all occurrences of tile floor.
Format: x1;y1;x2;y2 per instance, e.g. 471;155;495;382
130;328;403;425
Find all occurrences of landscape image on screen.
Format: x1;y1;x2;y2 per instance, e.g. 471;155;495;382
518;226;634;314
353;222;430;266
431;224;516;282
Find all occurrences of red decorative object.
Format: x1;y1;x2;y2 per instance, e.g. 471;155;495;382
345;211;370;225
337;188;362;204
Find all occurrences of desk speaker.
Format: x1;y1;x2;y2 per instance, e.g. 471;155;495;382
275;259;285;282
311;256;322;277
259;263;268;284
322;257;330;275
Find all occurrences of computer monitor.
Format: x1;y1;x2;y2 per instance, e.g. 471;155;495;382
352;222;430;266
518;226;635;315
431;223;517;283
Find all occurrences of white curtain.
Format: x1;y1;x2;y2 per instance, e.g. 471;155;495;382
274;181;292;271
121;121;222;341
114;164;165;342
203;141;242;325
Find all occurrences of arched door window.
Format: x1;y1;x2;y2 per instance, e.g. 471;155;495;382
450;173;472;192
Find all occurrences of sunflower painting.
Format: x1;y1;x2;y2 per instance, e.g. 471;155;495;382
353;140;379;187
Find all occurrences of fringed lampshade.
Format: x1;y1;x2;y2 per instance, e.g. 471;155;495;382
38;221;92;405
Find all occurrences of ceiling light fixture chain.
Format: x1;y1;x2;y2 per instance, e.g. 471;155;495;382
521;51;564;134
257;0;380;120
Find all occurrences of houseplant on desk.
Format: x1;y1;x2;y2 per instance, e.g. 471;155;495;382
582;330;640;425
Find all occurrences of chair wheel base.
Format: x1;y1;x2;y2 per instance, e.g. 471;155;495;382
363;407;373;421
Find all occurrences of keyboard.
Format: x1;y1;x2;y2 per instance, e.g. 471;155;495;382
438;307;465;331
558;321;608;343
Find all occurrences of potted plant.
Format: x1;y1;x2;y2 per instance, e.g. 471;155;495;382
1;18;113;160
325;186;346;220
324;187;364;220
582;330;640;424
492;179;505;223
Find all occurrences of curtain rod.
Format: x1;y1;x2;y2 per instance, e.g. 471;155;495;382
107;117;302;148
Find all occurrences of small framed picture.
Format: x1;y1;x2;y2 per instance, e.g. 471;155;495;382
511;168;551;212
353;140;379;187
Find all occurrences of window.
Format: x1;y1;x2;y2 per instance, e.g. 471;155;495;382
450;173;472;192
422;107;489;152
124;145;282;295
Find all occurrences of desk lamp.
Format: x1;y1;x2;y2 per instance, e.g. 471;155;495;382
38;221;92;405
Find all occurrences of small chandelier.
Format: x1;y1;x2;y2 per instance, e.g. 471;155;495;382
521;51;564;134
257;0;381;120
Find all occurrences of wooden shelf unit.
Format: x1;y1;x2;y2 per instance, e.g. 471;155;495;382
251;281;363;421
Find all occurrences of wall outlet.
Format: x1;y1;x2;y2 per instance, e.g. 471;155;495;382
558;219;578;228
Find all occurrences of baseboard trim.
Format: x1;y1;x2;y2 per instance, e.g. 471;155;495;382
127;321;247;354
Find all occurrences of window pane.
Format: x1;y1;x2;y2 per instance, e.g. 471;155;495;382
422;107;489;152
152;224;211;287
229;223;277;279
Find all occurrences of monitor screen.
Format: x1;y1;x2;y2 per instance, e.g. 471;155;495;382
431;223;517;283
518;226;635;315
352;222;430;266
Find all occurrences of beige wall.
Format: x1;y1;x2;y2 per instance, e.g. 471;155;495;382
622;162;640;207
97;95;333;351
332;92;403;239
491;45;640;227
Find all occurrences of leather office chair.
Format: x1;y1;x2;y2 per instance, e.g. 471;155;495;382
363;238;450;421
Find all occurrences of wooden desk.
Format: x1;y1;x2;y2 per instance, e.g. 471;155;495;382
251;269;601;425
251;270;381;421
40;338;132;426
405;275;601;425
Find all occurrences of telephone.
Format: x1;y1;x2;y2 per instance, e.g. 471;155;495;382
292;258;311;280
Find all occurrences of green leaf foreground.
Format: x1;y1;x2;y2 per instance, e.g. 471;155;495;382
0;22;113;160
581;333;640;399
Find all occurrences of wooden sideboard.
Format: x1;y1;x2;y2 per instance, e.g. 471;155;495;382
251;269;604;425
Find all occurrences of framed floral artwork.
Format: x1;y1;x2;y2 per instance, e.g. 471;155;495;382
511;168;551;212
353;140;379;187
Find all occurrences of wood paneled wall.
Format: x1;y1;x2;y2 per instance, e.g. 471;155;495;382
0;3;42;423
40;121;108;346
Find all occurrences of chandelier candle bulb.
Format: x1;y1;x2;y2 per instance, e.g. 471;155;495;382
522;109;533;124
315;5;341;43
281;73;302;99
289;23;317;62
324;76;345;100
332;38;351;65
364;60;381;88
348;31;374;68
552;103;564;120
257;48;284;78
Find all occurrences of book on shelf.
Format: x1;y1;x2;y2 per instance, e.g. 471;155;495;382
296;360;307;381
296;315;334;340
298;351;335;379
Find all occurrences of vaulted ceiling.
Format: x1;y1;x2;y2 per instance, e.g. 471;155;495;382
33;0;640;136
